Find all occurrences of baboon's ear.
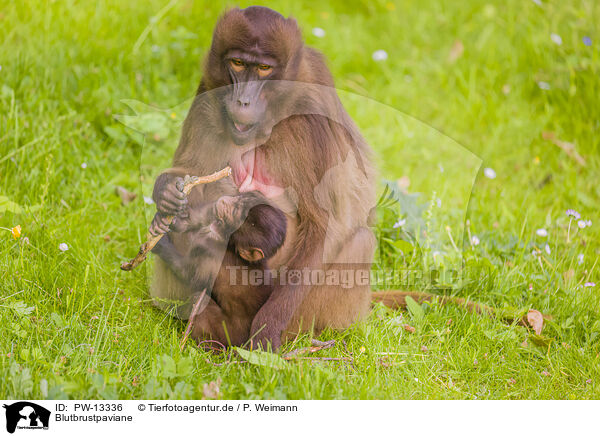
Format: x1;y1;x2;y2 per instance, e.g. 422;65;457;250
238;247;265;263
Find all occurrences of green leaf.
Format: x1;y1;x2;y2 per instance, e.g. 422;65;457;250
234;347;287;370
391;239;414;254
50;312;66;328
158;354;177;379
405;295;424;321
0;195;23;214
530;334;553;347
176;356;193;377
7;300;35;317
0;84;14;99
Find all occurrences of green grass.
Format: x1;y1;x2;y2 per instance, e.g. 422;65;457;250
1;0;599;399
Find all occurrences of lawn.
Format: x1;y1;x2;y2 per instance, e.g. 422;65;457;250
0;0;598;399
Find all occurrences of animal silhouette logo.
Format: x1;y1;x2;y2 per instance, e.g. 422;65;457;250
2;402;50;433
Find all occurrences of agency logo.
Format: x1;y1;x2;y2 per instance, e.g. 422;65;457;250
2;402;50;433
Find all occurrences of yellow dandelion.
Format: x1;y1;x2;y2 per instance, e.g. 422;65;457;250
320;12;330;20
534;156;540;164
11;225;21;239
170;112;176;119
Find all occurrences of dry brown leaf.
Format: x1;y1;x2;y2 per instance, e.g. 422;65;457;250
202;378;222;399
448;40;464;63
526;309;544;335
403;324;416;333
115;186;137;205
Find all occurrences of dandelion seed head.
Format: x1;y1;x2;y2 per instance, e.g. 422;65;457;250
536;228;548;237
81;162;87;169
59;243;69;252
372;50;388;61
471;235;480;246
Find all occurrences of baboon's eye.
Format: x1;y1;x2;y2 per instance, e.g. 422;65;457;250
257;64;273;77
230;58;245;72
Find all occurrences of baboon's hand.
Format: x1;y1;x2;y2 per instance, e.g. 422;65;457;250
149;213;171;236
153;175;189;216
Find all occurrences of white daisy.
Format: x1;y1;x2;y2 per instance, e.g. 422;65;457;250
312;27;326;38
372;50;388;61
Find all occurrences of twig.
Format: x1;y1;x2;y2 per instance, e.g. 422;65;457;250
179;289;207;351
292;357;352;362
542;131;586;167
120;166;231;271
283;339;336;360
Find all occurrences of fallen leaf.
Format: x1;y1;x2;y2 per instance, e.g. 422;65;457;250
526;309;544;335
448;40;464;63
235;347;287;369
508;378;516;385
403;324;416;333
530;334;553;347
115;186;137;205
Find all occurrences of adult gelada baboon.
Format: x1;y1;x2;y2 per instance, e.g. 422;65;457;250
150;6;430;350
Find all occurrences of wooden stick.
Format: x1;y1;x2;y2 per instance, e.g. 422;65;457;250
120;166;232;271
283;339;336;360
